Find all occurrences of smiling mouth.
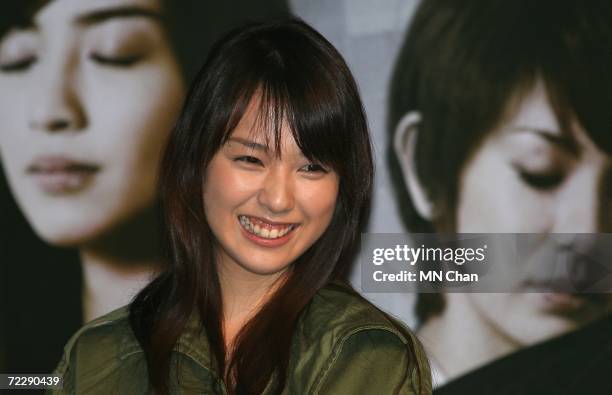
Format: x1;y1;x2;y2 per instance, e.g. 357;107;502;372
238;215;298;240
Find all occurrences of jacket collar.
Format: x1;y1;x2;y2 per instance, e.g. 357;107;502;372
174;311;219;374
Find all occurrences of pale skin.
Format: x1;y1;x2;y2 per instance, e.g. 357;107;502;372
203;96;339;349
0;0;185;322
417;293;518;381
395;81;612;384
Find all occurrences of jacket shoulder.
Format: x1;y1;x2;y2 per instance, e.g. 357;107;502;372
56;305;138;370
287;282;429;393
52;306;147;394
302;282;409;342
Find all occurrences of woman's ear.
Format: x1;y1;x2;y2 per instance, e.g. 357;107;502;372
393;111;433;220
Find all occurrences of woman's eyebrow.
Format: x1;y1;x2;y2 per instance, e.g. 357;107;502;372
74;6;162;27
228;137;269;152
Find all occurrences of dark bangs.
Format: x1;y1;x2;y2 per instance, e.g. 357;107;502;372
208;20;366;178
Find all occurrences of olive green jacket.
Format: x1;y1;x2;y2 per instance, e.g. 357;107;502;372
51;283;431;394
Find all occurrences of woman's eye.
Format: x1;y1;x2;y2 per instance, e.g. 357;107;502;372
234;156;263;166
90;53;142;67
301;163;328;173
0;56;36;72
516;169;564;190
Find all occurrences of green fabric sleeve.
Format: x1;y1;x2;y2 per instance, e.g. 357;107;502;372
314;329;428;395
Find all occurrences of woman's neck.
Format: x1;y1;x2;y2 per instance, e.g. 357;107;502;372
216;256;286;348
417;293;520;384
79;209;161;322
81;250;158;322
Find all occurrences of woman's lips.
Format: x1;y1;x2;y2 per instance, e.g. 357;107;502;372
27;156;100;194
540;292;587;312
523;286;599;313
238;215;299;247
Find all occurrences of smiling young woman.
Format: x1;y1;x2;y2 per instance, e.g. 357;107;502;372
51;19;431;394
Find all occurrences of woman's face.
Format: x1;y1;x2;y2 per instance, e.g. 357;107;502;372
203;97;339;280
455;82;612;345
0;0;185;246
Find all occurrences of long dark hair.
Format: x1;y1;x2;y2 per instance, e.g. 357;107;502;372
129;19;384;394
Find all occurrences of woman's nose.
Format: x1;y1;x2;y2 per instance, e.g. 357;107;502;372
553;166;606;233
28;58;85;132
257;167;295;215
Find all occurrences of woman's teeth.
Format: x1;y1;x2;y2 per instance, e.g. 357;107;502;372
239;215;295;239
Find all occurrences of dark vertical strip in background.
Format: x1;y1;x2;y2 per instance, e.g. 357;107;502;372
0;166;83;375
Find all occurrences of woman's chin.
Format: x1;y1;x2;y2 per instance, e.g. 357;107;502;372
30;220;108;248
507;295;591;345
